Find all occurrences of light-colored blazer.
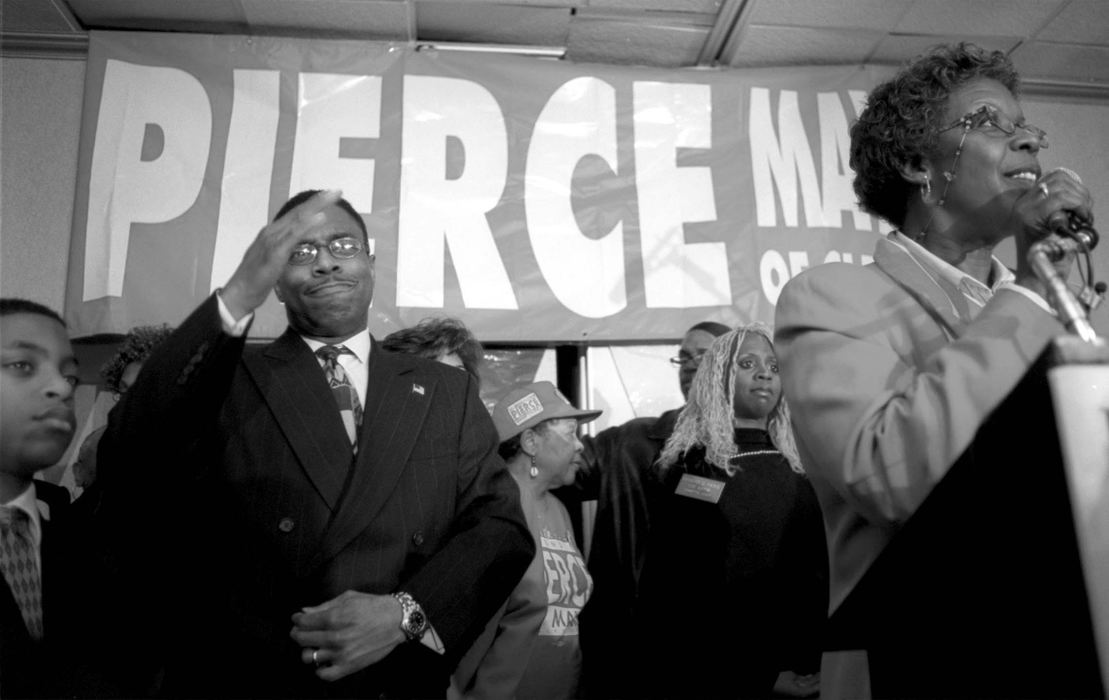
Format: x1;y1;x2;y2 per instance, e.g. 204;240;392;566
774;233;1062;613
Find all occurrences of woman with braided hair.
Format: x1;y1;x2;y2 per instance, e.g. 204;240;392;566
634;324;827;699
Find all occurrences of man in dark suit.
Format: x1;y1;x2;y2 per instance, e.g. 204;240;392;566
564;320;729;698
95;190;534;698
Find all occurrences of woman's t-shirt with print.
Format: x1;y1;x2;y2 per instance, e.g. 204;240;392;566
516;499;593;700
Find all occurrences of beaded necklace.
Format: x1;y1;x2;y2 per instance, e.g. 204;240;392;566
727;449;780;462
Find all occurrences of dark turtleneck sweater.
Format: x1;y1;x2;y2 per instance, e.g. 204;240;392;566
633;428;828;699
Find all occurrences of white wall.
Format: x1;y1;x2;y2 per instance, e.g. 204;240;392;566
0;57;85;312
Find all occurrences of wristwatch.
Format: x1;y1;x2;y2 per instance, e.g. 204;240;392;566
393;591;429;642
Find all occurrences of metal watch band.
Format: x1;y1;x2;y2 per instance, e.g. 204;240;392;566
392;591;428;642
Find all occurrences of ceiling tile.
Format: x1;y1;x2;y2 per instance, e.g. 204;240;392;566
1036;0;1109;45
240;0;409;38
585;0;721;13
748;0;914;32
0;0;1105;94
725;25;884;67
869;33;1020;65
445;0;575;5
570;6;717;27
894;0;1066;37
2;0;81;33
1011;41;1109;83
416;2;572;45
566;14;708;67
68;0;245;27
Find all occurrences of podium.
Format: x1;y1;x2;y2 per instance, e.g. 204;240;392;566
827;338;1109;699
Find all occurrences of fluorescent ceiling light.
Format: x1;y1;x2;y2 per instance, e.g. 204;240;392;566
415;41;565;59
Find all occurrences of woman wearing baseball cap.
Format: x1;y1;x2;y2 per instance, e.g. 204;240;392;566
450;381;600;700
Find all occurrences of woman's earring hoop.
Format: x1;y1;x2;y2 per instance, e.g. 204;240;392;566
921;175;933;204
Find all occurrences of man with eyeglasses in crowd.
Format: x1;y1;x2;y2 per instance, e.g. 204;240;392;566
561;320;730;699
92;189;534;698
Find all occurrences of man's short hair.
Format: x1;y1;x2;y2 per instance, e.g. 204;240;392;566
0;298;66;327
687;321;730;338
273;189;369;244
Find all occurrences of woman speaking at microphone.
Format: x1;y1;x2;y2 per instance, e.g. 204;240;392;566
774;43;1094;698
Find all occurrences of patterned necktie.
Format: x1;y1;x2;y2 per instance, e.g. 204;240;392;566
0;505;44;640
316;345;364;449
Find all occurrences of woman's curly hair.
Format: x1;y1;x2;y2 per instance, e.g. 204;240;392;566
850;42;1020;227
382;317;484;384
100;324;174;393
657;323;802;477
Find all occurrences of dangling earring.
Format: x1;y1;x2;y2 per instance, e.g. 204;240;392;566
918;173;941;239
529;454;539;479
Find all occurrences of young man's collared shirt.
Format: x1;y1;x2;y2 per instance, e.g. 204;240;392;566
2;483;47;573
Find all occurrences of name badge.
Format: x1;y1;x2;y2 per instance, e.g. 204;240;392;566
674;473;725;503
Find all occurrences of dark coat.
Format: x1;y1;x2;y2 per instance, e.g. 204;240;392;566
95;294;534;698
0;481;120;698
635;429;828;698
558;408;679;699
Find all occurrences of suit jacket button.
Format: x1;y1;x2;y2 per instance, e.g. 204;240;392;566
278;518;295;533
412;533;424;546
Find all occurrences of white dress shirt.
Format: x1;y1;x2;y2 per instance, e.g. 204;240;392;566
890;230;1053;315
214;292;369;401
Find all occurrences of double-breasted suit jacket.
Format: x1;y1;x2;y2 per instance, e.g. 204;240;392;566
96;295;533;698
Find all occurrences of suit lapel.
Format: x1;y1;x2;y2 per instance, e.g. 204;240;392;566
874;234;970;338
39;507;55;637
243;329;352;510
312;344;436;568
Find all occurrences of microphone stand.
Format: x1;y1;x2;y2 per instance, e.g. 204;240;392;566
1027;236;1100;344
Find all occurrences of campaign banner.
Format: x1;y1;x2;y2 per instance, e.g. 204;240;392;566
67;31;889;341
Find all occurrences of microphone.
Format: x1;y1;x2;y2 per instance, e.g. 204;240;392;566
1052;211;1099;251
1048;167;1099;250
1028;167;1100;340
